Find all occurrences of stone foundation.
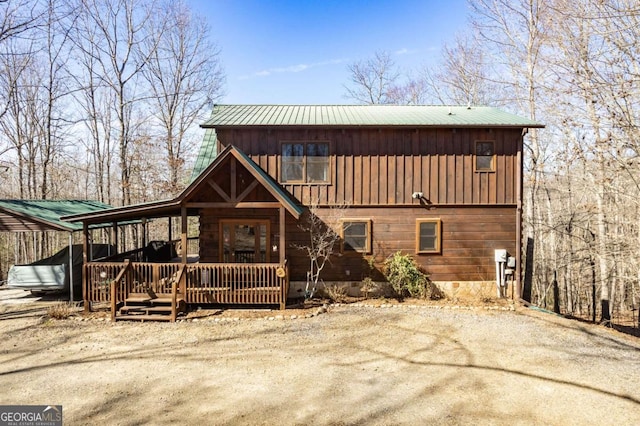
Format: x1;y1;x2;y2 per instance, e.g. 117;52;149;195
288;280;509;301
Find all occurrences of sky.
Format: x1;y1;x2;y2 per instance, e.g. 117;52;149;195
187;0;470;105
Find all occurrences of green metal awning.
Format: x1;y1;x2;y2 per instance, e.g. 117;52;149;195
0;199;114;232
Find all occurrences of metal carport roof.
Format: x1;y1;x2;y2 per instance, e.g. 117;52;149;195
0;200;113;232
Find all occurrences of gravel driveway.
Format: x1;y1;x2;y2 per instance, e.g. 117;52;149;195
0;291;639;425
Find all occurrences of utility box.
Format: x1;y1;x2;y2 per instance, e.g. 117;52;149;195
507;256;516;268
494;249;507;262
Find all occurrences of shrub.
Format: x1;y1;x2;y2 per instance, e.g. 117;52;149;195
360;277;377;298
383;251;431;299
47;302;74;320
324;284;348;303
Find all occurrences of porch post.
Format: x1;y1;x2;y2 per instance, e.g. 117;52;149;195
112;222;118;254
141;218;147;251
68;233;74;303
279;206;286;264
181;206;188;264
82;222;89;313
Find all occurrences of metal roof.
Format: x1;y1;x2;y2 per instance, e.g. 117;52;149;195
202;104;544;128
189;128;218;183
0;199;114;232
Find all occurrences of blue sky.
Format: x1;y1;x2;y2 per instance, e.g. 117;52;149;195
188;0;470;104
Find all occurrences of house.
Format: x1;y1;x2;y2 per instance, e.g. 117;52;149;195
64;105;543;320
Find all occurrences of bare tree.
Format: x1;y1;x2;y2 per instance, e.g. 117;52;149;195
0;0;46;120
0;0;44;43
294;202;349;299
143;0;225;194
420;33;500;106
0;2;71;200
470;0;551;306
344;51;400;104
72;0;161;206
385;75;430;105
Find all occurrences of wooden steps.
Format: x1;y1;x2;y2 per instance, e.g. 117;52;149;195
115;291;185;322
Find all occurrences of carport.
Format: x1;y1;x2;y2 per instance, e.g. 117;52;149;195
0;199;113;302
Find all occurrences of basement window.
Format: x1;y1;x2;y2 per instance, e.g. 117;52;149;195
416;219;441;254
341;219;372;254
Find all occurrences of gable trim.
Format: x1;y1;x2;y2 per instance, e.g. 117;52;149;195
180;145;302;219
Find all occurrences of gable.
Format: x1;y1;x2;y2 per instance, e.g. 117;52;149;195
186;154;280;204
182;145;303;218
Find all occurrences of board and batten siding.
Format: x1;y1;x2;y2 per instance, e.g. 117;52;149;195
215;127;521;206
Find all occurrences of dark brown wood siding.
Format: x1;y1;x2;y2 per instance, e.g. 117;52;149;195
215;127;521;206
199;205;515;283
287;205;517;283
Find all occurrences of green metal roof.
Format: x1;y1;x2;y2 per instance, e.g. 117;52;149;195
190;128;218;183
0;199;114;232
202;105;544;128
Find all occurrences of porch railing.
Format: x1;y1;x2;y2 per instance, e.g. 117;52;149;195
86;261;289;309
85;261;183;303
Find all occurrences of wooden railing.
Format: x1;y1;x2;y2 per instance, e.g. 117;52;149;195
85;261;183;303
86;261;289;310
110;260;132;321
185;263;287;308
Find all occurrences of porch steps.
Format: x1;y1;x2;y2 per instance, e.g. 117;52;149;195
115;292;185;322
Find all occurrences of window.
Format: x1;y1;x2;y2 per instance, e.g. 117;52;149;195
341;219;372;253
220;219;270;263
475;141;495;171
281;142;329;183
416;219;441;253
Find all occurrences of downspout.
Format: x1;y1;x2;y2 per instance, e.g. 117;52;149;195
516;129;526;299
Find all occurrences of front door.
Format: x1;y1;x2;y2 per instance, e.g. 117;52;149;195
220;220;270;263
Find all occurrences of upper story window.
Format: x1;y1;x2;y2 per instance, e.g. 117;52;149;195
341;219;372;254
475;141;495;172
281;142;330;183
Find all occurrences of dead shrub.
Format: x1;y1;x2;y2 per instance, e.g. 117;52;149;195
47;303;74;320
324;284;348;303
361;277;383;298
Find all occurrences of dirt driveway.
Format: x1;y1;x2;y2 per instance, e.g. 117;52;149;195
0;289;639;425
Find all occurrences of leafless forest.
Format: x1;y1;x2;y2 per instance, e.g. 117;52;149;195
1;0;639;326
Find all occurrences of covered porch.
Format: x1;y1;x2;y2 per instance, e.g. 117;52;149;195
64;145;303;321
